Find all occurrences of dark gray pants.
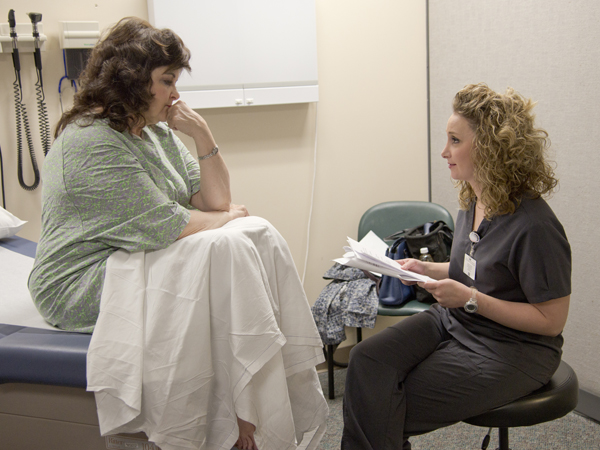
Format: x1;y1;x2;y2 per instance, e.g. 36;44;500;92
341;306;544;450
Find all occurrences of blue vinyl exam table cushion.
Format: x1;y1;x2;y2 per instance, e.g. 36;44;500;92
0;324;90;387
0;236;91;388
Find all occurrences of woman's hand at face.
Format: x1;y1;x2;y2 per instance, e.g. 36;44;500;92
417;278;471;309
166;101;216;147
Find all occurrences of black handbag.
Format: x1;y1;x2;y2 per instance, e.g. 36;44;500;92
382;220;454;303
385;220;453;263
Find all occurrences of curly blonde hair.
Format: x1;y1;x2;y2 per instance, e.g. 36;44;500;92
452;83;558;218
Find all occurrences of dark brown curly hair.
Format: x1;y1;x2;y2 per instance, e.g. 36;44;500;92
452;83;558;218
55;17;191;137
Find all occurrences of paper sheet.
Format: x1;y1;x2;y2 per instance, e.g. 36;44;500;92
0;246;57;330
334;235;435;283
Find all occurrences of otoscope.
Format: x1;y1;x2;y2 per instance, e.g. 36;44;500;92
29;12;42;79
8;9;41;191
28;11;51;156
8;10;21;87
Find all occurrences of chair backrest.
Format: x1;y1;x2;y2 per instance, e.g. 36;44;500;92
357;201;455;241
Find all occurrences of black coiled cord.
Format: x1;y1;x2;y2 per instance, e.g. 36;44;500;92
14;68;41;191
35;67;51;156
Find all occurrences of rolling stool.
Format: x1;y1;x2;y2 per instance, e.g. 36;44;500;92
463;360;579;450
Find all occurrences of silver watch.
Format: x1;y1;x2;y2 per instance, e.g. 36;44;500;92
464;287;478;313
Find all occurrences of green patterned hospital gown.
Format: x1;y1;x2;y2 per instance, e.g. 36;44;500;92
28;119;201;332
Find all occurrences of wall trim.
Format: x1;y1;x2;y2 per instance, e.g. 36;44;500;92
576;389;600;423
425;0;432;203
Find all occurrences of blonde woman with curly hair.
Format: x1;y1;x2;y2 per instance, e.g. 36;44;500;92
342;84;571;450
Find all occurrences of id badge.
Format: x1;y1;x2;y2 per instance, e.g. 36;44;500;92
463;253;476;280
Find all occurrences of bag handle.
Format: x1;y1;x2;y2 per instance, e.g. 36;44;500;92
384;223;420;242
385;220;447;241
361;269;382;295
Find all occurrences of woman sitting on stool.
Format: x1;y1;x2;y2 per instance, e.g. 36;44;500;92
341;83;571;450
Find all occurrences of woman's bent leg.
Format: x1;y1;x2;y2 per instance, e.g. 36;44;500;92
341;308;448;450
403;341;544;438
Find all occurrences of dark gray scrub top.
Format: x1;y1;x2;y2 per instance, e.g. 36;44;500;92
440;195;571;383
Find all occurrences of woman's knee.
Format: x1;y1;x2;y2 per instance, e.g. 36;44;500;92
347;328;405;373
347;327;397;364
348;339;371;366
348;314;447;377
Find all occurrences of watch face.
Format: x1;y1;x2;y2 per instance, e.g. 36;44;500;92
465;300;478;313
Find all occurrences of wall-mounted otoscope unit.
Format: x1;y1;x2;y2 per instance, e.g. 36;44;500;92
0;10;49;191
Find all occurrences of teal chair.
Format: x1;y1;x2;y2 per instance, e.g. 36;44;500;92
326;201;455;399
357;201;455;317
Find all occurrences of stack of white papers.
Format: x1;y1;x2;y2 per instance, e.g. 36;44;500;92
333;231;434;283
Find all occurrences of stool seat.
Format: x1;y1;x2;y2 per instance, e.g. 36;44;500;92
465;360;579;429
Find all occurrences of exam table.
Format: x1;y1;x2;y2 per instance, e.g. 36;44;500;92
0;235;153;450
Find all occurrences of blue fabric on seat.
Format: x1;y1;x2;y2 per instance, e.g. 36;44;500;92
0;324;90;387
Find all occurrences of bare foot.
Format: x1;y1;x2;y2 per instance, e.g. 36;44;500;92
235;416;258;450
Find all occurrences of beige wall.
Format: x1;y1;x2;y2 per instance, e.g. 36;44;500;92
0;0;428;336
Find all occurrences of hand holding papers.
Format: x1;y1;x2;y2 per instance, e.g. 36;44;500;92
333;233;435;283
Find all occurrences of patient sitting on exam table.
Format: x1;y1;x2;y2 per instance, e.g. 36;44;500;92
28;17;327;450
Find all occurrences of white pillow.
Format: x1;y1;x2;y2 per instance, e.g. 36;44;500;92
0;206;27;239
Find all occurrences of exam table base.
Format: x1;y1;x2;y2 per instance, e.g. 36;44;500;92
0;383;152;449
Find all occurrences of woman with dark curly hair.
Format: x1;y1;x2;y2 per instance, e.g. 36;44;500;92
28;17;327;450
32;16;248;332
342;83;571;450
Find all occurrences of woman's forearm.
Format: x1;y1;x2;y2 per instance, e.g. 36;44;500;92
423;261;450;280
419;277;570;337
177;209;233;240
167;101;232;212
191;143;232;212
476;292;570;337
178;204;249;240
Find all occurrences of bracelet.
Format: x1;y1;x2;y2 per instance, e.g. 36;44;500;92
198;146;219;161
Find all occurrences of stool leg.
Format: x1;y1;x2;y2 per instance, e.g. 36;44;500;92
327;344;335;400
357;327;362;343
498;427;510;450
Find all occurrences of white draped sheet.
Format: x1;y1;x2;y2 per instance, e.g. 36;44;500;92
86;217;328;450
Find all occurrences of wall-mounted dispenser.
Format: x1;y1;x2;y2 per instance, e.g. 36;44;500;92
60;21;99;80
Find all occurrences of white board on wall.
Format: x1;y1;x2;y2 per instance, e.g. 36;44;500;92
147;0;319;108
